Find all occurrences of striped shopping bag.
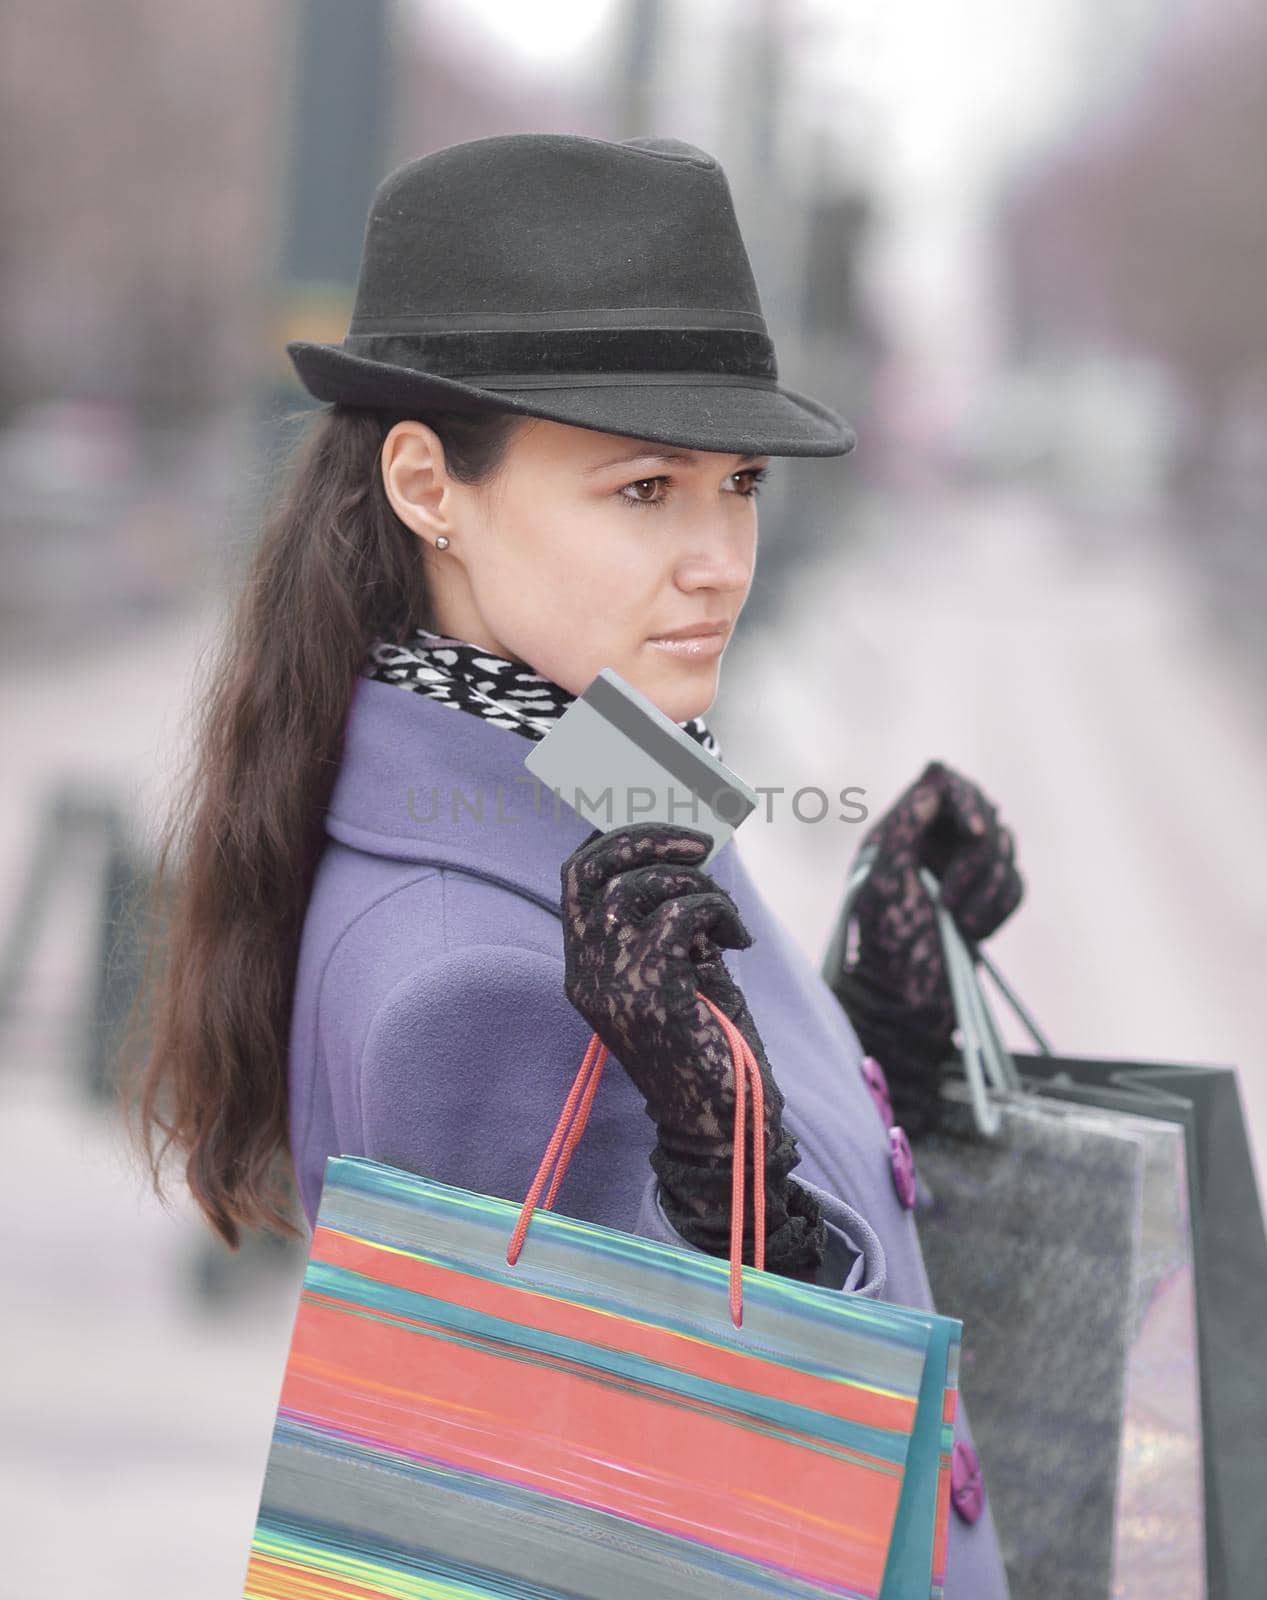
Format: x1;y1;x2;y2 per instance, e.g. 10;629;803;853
243;994;961;1599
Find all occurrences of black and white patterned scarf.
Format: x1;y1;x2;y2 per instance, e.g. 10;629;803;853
364;626;723;761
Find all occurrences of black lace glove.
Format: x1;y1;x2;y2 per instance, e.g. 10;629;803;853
827;760;1024;1138
561;822;827;1280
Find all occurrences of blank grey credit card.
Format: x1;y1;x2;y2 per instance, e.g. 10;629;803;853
522;667;757;866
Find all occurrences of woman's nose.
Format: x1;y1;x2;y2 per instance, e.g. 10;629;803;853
678;534;753;593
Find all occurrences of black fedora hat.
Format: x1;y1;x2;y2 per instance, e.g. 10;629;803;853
286;132;856;459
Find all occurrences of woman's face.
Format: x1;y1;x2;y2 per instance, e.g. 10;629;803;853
381;415;770;724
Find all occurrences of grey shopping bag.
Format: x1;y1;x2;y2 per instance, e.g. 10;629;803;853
941;888;1265;1600
1015;1052;1266;1600
915;1083;1201;1600
821;849;1260;1599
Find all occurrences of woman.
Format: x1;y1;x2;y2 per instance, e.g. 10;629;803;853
126;133;1021;1597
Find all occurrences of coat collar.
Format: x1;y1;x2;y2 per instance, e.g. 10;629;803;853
324;676;736;917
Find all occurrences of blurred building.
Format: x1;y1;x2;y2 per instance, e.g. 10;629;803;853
0;0;283;419
0;1;618;425
1000;2;1267;506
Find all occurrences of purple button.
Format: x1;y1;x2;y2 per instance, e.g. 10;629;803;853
860;1054;893;1126
951;1440;985;1524
888;1124;917;1210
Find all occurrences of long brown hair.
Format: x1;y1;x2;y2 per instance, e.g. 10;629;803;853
117;400;523;1249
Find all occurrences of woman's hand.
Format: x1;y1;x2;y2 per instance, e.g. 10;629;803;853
561;821;784;1159
560;821;826;1275
827;760;1024;1132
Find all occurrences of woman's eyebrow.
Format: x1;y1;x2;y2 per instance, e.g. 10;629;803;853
588;448;769;472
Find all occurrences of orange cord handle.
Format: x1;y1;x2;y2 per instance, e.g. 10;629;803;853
507;991;766;1327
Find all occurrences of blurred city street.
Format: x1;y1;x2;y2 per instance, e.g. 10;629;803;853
724;480;1267;1198
1;474;1263;1595
0;587;307;1597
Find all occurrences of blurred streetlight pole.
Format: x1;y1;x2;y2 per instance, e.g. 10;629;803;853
279;0;393;300
241;0;393;574
615;0;663;137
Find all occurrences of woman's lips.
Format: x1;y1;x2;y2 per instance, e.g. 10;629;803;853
646;630;729;659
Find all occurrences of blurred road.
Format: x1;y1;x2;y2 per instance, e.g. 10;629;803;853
0;592;308;1598
722;481;1267;1200
1;481;1263;1596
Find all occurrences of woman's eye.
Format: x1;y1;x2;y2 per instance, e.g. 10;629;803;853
732;466;769;497
617;467;769;511
621;477;665;506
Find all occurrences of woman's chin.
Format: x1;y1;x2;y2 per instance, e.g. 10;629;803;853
639;657;721;724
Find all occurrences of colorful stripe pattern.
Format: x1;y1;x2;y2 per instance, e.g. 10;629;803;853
243;1157;960;1600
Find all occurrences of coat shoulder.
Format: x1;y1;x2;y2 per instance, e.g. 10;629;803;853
290;839;609;1222
300;841;566;1029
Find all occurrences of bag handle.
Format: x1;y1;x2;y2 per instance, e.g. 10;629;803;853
832;845;1055;1137
926;867;1022;1135
507;991;768;1329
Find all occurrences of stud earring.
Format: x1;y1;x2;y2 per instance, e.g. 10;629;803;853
435;535;450;550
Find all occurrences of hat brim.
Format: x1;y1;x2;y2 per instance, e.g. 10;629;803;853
285;342;856;458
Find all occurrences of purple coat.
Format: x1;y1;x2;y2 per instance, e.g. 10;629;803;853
287;675;1011;1598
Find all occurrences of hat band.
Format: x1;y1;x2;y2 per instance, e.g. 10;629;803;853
340;327;777;382
468;371;781;392
347;306;770;333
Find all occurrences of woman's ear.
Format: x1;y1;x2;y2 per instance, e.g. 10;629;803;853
381;419;454;542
